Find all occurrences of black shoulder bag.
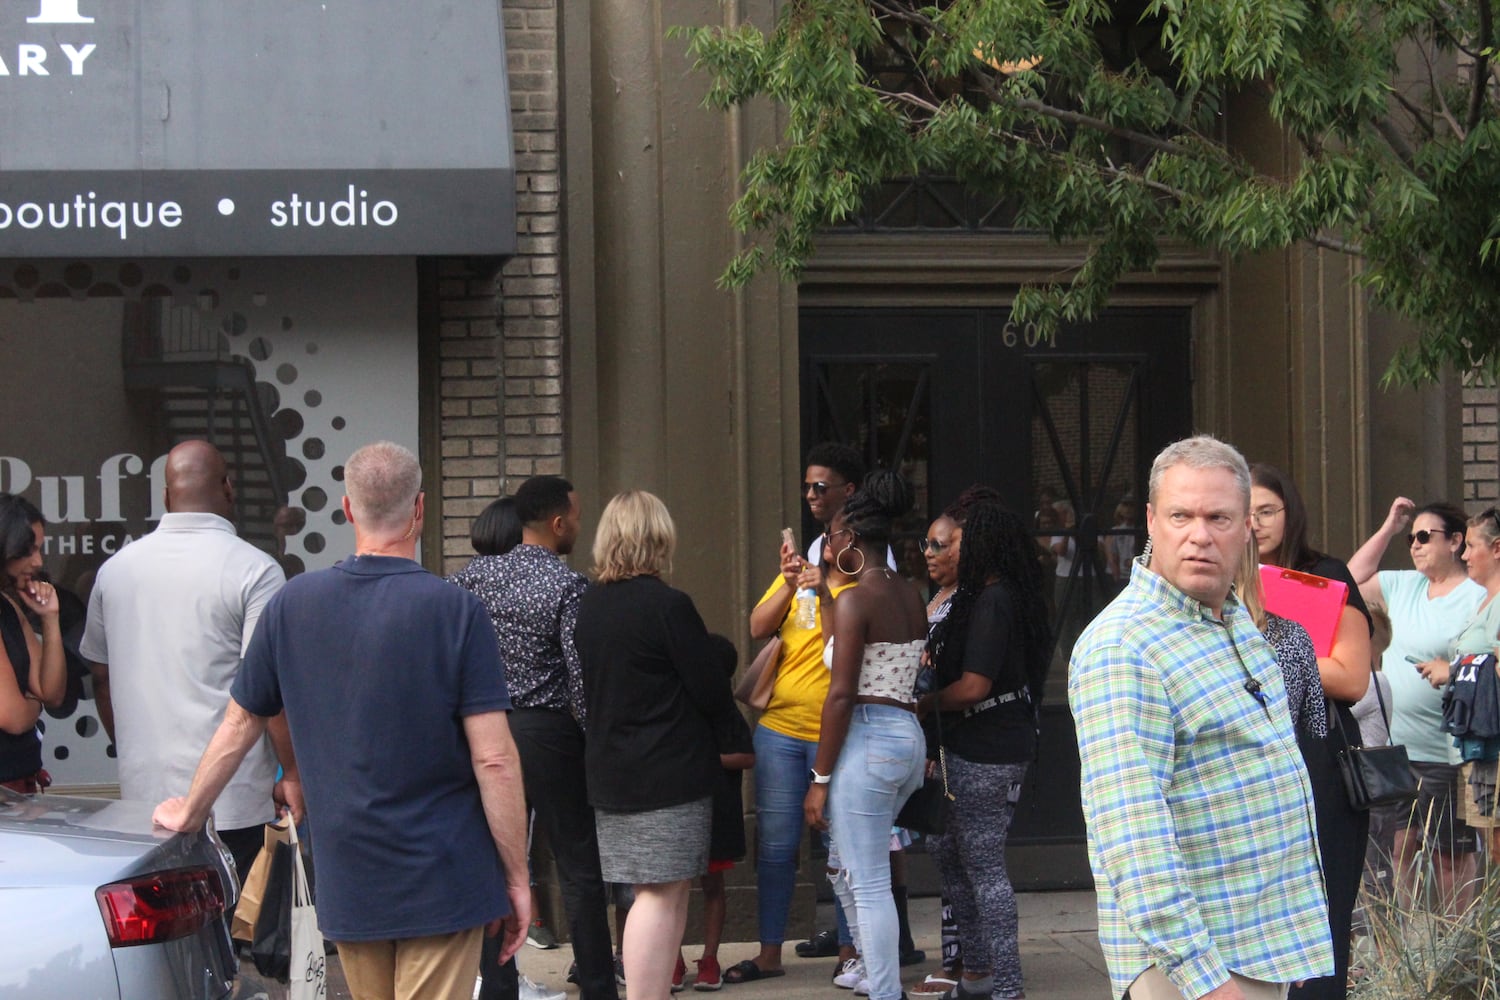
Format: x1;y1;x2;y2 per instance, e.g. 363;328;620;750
1329;680;1418;811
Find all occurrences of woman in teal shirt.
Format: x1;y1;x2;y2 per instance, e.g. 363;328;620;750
1350;497;1485;914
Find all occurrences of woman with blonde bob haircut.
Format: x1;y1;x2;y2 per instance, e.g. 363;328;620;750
576;490;743;1000
592;490;674;583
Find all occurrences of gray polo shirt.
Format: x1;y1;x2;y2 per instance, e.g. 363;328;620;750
82;513;285;829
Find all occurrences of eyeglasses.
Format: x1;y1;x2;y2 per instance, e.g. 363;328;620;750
919;538;952;555
1409;528;1453;547
804;480;843;497
1250;506;1284;526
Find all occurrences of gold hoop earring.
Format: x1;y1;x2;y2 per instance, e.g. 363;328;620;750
836;545;866;576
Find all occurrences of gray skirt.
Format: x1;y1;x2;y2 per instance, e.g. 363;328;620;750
595;796;712;884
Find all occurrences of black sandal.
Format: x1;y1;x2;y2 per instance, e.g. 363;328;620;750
722;960;786;985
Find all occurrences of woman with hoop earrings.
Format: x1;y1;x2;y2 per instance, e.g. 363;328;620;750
803;471;927;1000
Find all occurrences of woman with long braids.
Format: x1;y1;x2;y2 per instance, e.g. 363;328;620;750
803;471;928;1000
916;501;1051;1000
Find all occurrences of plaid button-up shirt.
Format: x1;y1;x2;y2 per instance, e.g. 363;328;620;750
1069;558;1334;1000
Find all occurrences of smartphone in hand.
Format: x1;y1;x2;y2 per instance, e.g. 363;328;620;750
781;527;796;554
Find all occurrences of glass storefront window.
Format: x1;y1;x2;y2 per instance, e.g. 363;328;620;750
0;257;420;786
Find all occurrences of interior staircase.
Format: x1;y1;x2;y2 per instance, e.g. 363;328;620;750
120;301;288;556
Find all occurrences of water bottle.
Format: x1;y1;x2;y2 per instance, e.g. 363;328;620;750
795;587;818;630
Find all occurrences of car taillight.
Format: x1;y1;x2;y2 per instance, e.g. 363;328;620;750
95;867;227;947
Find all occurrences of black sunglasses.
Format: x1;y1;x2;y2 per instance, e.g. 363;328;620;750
1409;528;1453;547
804;480;845;497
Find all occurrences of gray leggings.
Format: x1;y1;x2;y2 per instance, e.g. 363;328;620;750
929;755;1028;999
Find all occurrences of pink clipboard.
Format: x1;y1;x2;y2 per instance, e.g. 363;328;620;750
1258;565;1348;657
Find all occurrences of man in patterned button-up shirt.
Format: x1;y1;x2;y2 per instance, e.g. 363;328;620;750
1069;436;1333;1000
452;476;618;1000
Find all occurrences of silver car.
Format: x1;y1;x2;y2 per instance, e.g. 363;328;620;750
0;789;238;999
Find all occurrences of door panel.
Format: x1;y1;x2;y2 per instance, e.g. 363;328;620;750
800;306;1191;889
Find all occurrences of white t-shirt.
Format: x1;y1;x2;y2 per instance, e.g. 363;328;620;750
1351;672;1394;749
81;512;286;828
1050;535;1076;578
1377;569;1485;763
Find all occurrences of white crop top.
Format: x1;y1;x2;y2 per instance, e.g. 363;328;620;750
824;637;924;702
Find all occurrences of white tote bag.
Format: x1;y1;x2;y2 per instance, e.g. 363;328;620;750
287;822;327;1000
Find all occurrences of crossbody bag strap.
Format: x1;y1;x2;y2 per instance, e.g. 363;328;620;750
931;699;954;800
1370;673;1393;739
1325;695;1356;750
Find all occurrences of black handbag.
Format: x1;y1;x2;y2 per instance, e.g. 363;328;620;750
896;702;953;835
1329;681;1418;811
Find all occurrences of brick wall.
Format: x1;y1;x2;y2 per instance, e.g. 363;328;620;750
438;0;564;573
1463;379;1499;511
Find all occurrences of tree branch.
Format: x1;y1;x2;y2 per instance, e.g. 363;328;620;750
1307;232;1364;255
1469;0;1493;133
1421;39;1469;140
1387;87;1438;142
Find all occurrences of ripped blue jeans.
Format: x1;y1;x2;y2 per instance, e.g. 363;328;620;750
827;705;924;1000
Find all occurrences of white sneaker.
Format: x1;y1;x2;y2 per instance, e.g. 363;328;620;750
520;974;566;1000
854;976;872;997
833;958;866;990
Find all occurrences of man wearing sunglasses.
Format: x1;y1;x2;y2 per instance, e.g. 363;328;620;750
735;443;910;984
802;445;898;573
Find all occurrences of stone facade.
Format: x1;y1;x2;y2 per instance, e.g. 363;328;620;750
439;0;564;573
1463;380;1499;510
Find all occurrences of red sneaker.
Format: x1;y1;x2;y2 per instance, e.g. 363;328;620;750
672;953;688;993
694;956;723;992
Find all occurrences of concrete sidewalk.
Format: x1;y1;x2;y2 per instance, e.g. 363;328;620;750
266;890;1108;1000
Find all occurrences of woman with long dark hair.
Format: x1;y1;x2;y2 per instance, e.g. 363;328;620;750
1248;465;1371;999
916;502;1050;1000
1;493;67;793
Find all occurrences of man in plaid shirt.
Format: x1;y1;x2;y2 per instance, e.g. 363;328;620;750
1069;436;1333;1000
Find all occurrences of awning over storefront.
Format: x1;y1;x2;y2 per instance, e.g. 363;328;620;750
0;0;516;257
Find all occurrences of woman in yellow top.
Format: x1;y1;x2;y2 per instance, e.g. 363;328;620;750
723;524;861;983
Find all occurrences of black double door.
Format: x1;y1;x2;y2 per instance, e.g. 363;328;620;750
800;306;1192;887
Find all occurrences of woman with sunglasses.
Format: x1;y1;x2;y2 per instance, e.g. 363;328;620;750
1406;508;1500;876
1;493;67;794
1247;465;1371;1000
907;484;1002;1000
914;502;1050;1000
1349;497;1485;913
726;453;868;986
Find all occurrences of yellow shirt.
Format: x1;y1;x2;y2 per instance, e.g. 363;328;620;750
755;576;857;742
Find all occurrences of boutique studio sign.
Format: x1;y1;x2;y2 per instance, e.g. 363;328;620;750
0;0;517;257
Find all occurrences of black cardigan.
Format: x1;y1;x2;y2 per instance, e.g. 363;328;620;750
574;575;741;812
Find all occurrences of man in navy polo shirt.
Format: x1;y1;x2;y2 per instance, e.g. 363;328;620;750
155;441;530;1000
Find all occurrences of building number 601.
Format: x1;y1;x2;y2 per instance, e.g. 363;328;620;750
1001;319;1055;349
